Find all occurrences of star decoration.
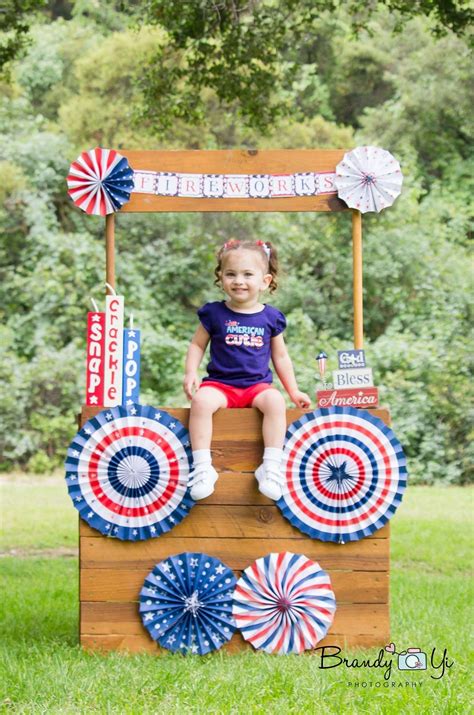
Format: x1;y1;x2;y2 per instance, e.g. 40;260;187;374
190;557;199;567
130;407;137;415
162;562;171;572
106;413;112;420
215;564;226;575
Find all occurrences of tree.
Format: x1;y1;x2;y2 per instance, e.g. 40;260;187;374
139;0;473;132
0;0;48;72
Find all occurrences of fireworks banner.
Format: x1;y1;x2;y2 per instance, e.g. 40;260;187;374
132;170;337;199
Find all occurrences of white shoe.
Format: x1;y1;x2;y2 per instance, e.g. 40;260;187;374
188;464;218;500
255;464;285;501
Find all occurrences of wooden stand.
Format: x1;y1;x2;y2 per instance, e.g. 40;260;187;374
79;406;390;653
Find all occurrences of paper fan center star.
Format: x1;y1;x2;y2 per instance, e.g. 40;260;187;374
116;455;152;488
276;597;292;613
325;460;356;486
183;590;203;617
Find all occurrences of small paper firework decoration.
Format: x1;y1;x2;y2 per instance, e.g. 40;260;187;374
335;146;403;213
232;552;336;654
67;147;134;216
139;553;236;654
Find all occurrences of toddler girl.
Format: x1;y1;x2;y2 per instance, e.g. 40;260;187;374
183;239;311;501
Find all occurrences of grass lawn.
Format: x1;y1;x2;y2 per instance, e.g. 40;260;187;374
0;476;473;714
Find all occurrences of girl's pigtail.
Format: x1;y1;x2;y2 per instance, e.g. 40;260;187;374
264;241;278;293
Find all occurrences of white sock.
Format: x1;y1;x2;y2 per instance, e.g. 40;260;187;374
192;449;212;468
263;447;283;473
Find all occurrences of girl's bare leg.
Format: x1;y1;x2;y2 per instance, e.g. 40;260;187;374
252;388;287;448
189;387;227;450
188;387;227;500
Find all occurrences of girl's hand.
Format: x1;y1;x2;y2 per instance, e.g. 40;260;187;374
290;390;312;409
183;372;199;401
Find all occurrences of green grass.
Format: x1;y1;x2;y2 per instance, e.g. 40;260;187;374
0;474;77;552
0;478;473;714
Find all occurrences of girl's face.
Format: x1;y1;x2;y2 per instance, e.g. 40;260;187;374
220;249;272;308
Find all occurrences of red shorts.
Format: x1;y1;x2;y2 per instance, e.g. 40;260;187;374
199;381;274;408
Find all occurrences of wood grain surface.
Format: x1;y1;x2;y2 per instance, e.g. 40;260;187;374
117;149;349;213
78;405;392;652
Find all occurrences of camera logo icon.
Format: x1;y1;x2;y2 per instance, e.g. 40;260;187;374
385;643;427;671
398;648;427;670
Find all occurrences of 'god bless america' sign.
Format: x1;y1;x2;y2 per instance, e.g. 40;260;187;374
132;170;337;199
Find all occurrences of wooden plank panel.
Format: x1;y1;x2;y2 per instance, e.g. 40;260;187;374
81;631;388;653
80;569;388;604
79;406;390;472
81;601;389;638
80;407;391;431
80;505;390;539
80;535;389;572
118;149;348;213
80;406;391;434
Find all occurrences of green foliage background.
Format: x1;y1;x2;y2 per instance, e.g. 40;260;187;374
0;2;472;483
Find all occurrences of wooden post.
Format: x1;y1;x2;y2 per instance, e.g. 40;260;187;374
352;209;363;349
105;214;115;292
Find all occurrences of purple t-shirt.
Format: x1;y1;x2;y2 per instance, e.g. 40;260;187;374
197;301;287;388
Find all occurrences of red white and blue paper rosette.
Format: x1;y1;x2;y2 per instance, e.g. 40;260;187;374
232;552;336;654
67;147;134;216
278;407;407;543
65;404;193;540
139;553;236;654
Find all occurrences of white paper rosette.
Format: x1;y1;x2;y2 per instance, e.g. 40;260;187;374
335;146;403;213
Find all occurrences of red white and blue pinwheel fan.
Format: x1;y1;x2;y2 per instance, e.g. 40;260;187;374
278;407;407;543
233;552;336;654
67;147;134;216
65;404;193;540
139;553;236;655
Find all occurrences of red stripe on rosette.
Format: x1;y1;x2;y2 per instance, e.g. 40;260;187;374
285;420;393;527
274;552;285;597
285;558;313;593
86;426;180;517
248;619;277;645
312;447;365;499
105;149;116;173
274;617;288;652
291;582;333;600
95;147;103;178
81;150;95;174
98;190;106;216
295;601;334;619
302;615;319;646
233;583;266;605
250;561;275;601
297;624;306;652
